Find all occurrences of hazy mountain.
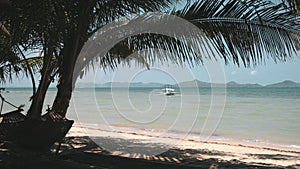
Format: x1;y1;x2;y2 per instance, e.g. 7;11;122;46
77;82;165;88
129;82;165;88
226;81;262;88
265;80;300;88
176;80;211;87
177;80;262;88
77;80;299;88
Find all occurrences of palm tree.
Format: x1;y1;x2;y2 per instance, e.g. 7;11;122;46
0;0;299;150
0;0;180;149
52;0;300;118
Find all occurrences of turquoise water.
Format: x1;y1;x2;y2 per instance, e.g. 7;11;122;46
1;87;300;149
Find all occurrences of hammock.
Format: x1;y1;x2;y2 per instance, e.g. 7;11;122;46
0;88;74;150
14;111;74;150
0;88;26;140
0;109;25;140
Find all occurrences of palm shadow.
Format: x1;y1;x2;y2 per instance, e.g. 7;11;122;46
54;136;295;169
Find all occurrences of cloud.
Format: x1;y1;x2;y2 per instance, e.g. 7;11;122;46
250;70;257;75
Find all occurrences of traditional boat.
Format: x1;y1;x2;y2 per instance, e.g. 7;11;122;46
162;86;175;96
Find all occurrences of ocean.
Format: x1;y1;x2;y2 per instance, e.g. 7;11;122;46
1;87;300;150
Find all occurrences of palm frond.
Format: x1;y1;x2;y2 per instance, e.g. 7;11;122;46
182;0;300;66
0;56;43;83
176;0;300;66
0;31;19;82
285;0;300;14
77;0;300;79
90;0;174;33
75;16;205;78
76;0;299;78
105;33;200;67
0;1;61;87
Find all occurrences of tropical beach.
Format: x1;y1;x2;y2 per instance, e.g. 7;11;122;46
1;0;300;168
1;86;300;168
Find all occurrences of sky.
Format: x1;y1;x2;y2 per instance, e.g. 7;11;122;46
3;52;300;88
77;55;300;86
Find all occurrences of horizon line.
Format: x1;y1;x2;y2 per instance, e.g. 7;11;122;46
2;79;299;88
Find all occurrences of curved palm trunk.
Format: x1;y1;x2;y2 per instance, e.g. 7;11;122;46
51;35;82;117
20;40;80;149
26;48;54;119
26;77;51;119
14;2;90;150
52;1;90;117
15;48;60;151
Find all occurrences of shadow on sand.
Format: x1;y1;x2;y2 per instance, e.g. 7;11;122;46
0;136;298;169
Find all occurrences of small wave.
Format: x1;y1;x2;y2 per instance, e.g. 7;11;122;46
278;144;300;149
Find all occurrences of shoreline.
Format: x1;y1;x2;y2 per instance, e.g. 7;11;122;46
69;123;300;152
67;124;300;167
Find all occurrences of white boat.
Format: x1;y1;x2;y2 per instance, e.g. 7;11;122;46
162;87;175;96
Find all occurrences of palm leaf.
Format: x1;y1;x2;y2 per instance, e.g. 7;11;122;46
286;0;300;14
89;0;174;32
77;0;299;78
177;0;300;66
0;56;44;83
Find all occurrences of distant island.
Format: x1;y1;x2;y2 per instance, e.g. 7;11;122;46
76;80;300;88
265;80;300;88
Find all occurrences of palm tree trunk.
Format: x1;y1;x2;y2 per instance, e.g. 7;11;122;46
16;48;56;151
26;77;51;119
51;76;73;117
51;34;81;117
51;1;90;117
26;48;54;119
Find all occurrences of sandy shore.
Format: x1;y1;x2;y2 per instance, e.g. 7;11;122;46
66;124;300;168
0;124;299;169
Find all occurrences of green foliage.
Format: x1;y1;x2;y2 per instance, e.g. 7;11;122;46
81;0;300;75
177;0;300;66
0;0;299;82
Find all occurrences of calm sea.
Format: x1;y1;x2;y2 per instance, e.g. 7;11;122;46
1;87;300;149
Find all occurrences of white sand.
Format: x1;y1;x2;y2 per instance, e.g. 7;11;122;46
67;124;300;167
